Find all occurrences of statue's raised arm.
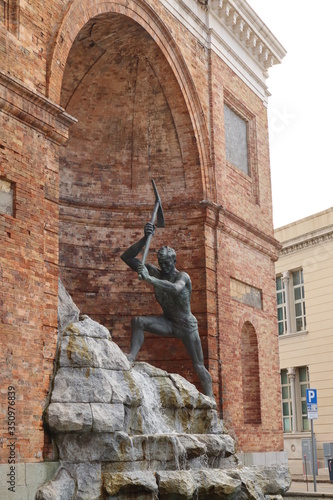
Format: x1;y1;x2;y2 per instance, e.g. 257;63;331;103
121;223;155;272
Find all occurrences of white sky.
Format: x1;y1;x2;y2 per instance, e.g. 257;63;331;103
246;0;333;229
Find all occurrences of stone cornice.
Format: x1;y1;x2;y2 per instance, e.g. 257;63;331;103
197;0;209;8
208;0;286;71
192;0;286;69
162;0;286;101
279;226;333;256
0;71;77;145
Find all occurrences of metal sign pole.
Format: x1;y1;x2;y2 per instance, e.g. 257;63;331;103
311;419;317;492
304;454;308;491
307;388;318;493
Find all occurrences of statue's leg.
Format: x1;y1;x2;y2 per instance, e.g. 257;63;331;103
127;316;145;362
127;315;173;362
181;333;214;398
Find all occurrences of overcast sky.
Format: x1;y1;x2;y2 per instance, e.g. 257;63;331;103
246;0;332;229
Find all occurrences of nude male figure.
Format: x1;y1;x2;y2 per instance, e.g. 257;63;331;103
121;223;213;398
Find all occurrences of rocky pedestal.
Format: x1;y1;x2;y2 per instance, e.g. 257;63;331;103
37;283;291;499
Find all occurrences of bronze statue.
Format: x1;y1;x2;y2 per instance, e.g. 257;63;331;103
121;182;213;398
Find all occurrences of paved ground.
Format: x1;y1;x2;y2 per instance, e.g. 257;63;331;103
289;477;333;495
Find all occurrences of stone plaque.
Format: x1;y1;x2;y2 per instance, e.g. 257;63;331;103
230;278;262;309
0;179;14;216
224;104;249;175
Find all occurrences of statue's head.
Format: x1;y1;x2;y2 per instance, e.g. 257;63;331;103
158;246;176;263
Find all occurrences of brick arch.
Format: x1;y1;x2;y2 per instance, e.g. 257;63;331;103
241;321;262;425
46;0;213;200
55;3;212;388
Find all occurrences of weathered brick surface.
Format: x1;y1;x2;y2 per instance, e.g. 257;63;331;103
216;229;282;452
0;0;283;463
0;113;59;462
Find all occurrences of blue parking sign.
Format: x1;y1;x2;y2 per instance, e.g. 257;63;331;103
307;389;318;420
306;389;317;404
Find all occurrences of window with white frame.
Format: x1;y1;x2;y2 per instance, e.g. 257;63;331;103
281;369;293;432
276;269;306;335
293;269;306;332
299;366;310;431
276;276;287;335
281;366;310;433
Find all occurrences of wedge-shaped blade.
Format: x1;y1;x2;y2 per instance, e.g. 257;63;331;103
152;179;165;228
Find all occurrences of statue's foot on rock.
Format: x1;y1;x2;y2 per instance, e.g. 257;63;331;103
126;353;135;363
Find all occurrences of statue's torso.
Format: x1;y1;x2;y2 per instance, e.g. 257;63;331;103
151;267;192;320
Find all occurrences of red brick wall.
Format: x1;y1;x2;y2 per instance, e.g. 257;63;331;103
0;111;60;461
215;229;282;452
209;51;274;237
202;48;283;452
0;0;283;462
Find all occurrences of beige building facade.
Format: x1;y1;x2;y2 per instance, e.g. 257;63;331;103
275;207;333;475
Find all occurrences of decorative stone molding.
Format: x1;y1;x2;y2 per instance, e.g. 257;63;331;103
279;227;333;256
208;0;285;71
197;0;209;9
159;0;285;101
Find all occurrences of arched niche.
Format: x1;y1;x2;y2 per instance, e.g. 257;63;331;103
57;10;207;382
46;0;214;201
241;321;261;425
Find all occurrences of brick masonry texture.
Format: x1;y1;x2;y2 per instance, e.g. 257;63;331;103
0;0;283;463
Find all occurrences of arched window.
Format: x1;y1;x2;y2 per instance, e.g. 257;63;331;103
241;321;261;424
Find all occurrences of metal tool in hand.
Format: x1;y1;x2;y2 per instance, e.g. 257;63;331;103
141;179;165;265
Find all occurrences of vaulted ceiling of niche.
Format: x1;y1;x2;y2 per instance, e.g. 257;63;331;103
60;13;201;201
